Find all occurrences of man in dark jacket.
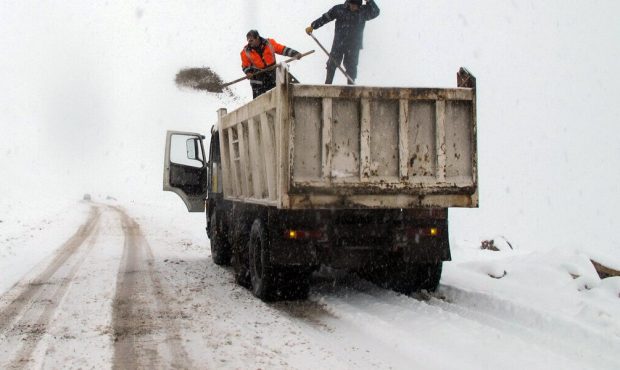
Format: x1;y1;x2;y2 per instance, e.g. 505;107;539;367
306;0;380;84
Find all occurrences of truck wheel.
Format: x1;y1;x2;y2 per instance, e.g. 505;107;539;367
390;262;443;294
363;258;442;295
209;211;231;266
232;239;251;288
248;218;279;301
417;262;442;292
278;268;311;300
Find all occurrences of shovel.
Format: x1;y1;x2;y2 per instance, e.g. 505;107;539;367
175;50;315;93
308;33;355;85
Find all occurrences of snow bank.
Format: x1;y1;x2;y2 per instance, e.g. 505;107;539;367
445;242;620;339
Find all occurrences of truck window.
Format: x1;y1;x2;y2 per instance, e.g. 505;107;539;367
170;134;204;168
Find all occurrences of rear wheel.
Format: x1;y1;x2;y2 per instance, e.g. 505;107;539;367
232;242;251;288
209;211;231;266
278;268;311;300
416;262;442;291
363;257;442;295
248;219;312;301
248;219;277;301
391;262;442;294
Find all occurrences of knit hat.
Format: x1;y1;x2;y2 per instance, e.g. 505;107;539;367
349;0;362;5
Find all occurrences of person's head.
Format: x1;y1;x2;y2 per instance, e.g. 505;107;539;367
246;29;261;47
347;0;362;11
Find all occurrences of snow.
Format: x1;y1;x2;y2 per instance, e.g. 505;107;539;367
1;198;619;368
0;198;89;294
1;0;620;368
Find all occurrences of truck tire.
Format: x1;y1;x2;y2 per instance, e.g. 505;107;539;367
247;219;311;301
278;268;311;300
248;218;278;301
363;258;442;295
390;262;442;294
416;262;442;292
391;262;442;294
232;239;251;288
209;211;231;266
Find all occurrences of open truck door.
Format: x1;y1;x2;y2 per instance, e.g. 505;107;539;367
163;131;208;212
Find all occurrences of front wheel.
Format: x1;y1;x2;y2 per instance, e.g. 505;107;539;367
209;210;231;266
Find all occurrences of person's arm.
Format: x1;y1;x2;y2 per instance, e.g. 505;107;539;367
241;50;257;77
362;0;380;21
310;5;339;30
269;39;302;58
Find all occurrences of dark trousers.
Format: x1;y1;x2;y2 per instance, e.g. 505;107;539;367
325;46;360;85
250;70;276;98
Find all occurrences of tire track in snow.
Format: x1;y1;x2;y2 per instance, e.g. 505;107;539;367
310;274;620;369
111;206;192;369
432;285;620;369
0;207;100;334
0;206;101;368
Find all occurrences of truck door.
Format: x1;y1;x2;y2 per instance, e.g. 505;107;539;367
163;131;208;212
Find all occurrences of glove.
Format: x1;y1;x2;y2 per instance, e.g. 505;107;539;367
305;26;313;35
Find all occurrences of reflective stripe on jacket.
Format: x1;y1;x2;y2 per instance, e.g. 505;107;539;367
240;38;298;73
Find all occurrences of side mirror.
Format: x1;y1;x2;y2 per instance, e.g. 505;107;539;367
169;134;205;168
186;138;202;161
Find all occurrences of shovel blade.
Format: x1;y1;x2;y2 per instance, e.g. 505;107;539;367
175;67;225;93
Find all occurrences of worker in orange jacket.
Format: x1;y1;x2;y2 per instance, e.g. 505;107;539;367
241;30;302;98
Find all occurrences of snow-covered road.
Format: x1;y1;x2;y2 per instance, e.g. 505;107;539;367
1;201;619;369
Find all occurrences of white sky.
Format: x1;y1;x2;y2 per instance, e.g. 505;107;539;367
1;0;619;256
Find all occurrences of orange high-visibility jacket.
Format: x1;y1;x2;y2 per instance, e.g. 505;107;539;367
241;38;298;74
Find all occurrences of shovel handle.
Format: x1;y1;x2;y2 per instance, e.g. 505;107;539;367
308;33;355;85
221;50;315;88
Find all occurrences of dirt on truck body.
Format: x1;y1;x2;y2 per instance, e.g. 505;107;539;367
163;65;478;301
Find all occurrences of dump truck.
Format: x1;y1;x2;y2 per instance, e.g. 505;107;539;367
163;65;477;301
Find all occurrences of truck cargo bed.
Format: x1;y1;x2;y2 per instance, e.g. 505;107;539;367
218;66;477;210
